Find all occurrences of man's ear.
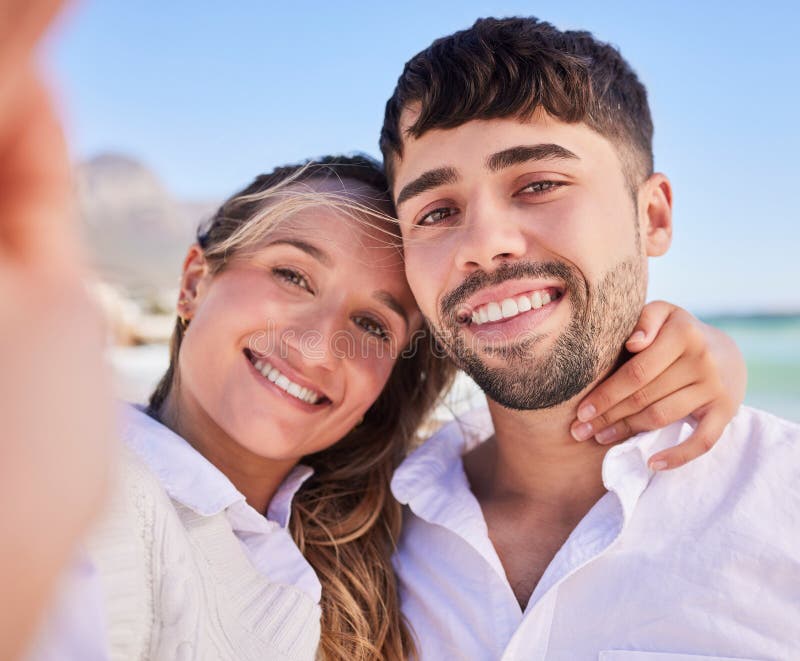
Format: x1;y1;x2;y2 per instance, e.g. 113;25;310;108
177;244;209;322
639;173;673;257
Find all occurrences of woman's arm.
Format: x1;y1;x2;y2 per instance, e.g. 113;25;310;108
571;301;746;470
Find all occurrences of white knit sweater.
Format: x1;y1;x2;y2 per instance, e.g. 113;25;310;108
88;447;321;661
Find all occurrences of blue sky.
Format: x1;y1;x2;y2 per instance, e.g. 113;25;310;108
43;1;799;314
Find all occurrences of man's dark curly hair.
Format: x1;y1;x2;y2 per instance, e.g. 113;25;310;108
380;16;653;191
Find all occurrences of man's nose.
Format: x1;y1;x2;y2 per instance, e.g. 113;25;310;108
453;195;528;272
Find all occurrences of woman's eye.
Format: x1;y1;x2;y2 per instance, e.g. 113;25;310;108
418;207;457;227
353;315;389;340
273;267;312;292
517;180;564;195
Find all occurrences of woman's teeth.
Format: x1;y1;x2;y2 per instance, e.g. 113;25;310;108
249;355;322;405
471;289;556;325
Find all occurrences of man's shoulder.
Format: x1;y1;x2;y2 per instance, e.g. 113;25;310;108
647;405;800;469
732;403;799;431
642;406;800;530
716;405;800;462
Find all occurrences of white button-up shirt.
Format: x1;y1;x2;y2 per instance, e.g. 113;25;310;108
121;404;321;601
392;406;800;661
29;404;320;660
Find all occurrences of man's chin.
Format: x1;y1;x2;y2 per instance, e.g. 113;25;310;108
476;368;595;411
476;338;546;364
454;337;598;411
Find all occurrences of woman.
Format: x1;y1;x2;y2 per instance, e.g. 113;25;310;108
49;155;744;661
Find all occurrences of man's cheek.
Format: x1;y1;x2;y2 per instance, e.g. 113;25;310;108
405;262;426;299
411;280;440;323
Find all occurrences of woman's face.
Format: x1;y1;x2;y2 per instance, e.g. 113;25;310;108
177;189;421;462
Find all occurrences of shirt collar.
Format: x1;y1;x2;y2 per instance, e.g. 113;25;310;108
392;407;504;572
393;404;695;528
120;404;313;528
392;406;492;507
267;464;314;528
600;418;694;519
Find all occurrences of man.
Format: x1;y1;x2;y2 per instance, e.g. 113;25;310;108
381;17;800;660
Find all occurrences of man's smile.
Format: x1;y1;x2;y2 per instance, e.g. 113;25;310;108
441;273;570;345
461;285;564;326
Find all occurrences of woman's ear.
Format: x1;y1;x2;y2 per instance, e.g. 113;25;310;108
639;173;673;257
177;244;209;323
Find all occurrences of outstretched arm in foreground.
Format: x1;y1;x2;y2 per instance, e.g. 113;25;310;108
0;2;113;658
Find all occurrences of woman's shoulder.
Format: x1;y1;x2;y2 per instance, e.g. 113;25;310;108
100;442;174;525
84;445;163;659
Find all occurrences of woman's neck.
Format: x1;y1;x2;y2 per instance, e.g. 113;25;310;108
155;390;296;516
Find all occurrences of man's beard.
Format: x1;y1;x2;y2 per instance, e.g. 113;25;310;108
434;258;646;410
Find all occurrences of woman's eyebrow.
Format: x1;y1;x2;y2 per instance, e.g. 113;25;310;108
373;290;409;330
269;239;332;266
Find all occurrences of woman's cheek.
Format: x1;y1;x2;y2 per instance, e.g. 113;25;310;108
351;353;395;403
373;354;400;397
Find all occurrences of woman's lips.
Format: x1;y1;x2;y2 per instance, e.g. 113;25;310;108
243;348;331;409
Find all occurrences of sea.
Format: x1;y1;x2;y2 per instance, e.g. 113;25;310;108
110;314;800;424
703;314;800;423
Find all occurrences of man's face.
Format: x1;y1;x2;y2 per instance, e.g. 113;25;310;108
392;112;669;410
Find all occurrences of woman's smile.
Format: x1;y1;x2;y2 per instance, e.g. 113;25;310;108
243;347;332;410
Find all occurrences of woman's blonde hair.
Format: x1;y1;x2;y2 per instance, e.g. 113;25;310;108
148;155;455;660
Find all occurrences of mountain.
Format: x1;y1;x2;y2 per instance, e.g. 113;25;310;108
76;154;218;307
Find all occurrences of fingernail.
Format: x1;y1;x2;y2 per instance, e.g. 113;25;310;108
572;422;593;441
628;330;646;344
577;404;596;421
595;426;617;444
649;459;668;471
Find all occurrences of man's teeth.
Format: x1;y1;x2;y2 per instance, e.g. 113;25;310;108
250;357;322;404
471;289;554;325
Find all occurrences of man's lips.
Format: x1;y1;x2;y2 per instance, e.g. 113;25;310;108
452;280;565;326
460;290;565;339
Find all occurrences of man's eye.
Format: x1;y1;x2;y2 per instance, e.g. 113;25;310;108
273;267;312;292
418;207;457;227
353;315;389;340
517;180;564;195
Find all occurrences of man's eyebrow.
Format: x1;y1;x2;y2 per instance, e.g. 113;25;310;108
373;289;409;330
395;166;459;207
486;144;579;172
269;239;332;266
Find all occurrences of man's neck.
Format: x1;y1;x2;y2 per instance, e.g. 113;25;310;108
462;392;612;609
466;394;609;509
